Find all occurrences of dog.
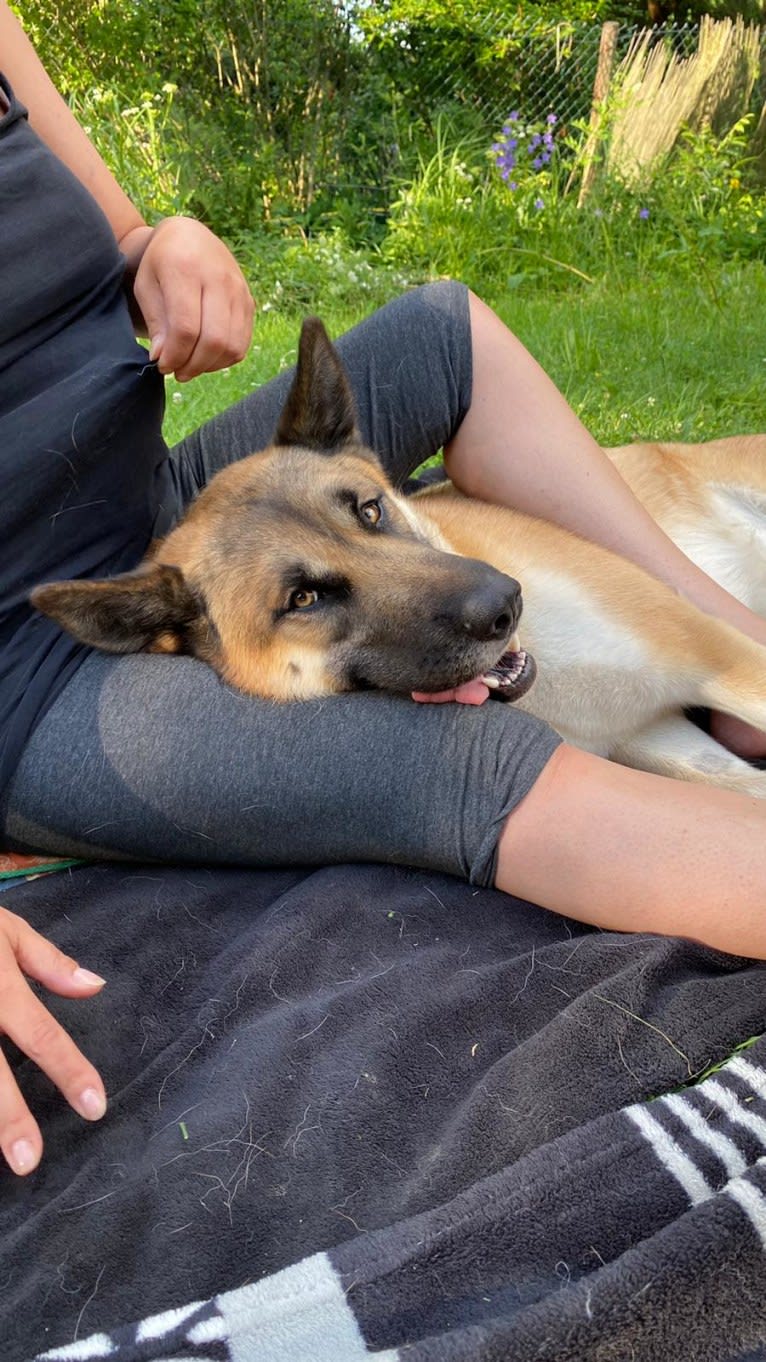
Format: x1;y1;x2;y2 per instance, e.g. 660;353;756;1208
32;316;766;798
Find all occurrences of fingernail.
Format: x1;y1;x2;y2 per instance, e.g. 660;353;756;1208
72;967;106;988
10;1139;36;1173
149;335;162;361
78;1087;107;1120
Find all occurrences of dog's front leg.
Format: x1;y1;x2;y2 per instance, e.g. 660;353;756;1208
610;714;766;797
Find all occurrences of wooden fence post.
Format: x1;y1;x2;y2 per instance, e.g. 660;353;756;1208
577;20;620;206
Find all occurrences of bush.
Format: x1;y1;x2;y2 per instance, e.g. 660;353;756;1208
69;82;190;222
381;104;766;298
233;230;414;315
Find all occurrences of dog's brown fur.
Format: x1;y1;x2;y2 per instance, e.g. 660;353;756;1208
32;318;766;797
33;320;522;704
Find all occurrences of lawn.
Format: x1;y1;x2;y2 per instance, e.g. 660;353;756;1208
161;258;766;453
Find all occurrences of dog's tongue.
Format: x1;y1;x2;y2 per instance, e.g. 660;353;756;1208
411;678;490;706
412;631;525;706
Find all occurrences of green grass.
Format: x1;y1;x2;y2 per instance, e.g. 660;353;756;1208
161;259;766;451
496;260;766;448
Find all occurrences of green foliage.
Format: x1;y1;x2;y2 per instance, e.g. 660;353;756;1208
382;122;515;284
612;116;766;273
15;0;396;235
69;82;190;222
381;92;766;301
359;3;602;143
382;115;586;291
20;0;766;246
12;0;766;326
232;229;414;314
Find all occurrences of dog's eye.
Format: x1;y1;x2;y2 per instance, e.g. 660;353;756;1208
289;588;319;611
359;499;382;526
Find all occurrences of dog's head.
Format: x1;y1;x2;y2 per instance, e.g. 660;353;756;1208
32;318;527;701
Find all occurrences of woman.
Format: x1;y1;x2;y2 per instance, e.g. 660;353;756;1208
1;0;766;1179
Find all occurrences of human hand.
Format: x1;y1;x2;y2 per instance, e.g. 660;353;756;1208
122;216;256;382
0;905;107;1176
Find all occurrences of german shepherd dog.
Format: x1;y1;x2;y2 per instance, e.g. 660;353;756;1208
33;318;766;798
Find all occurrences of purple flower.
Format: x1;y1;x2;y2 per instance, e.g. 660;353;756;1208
493;139;517;178
506;138;518;151
507;110;520;121
546;113;557;125
540;151;551;164
509;181;518;190
534;197;544;210
532;156;543;170
639;206;650;219
529;133;542;150
542;131;554;148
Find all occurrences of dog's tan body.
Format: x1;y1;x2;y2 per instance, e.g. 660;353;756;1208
32;319;766;797
414;435;766;795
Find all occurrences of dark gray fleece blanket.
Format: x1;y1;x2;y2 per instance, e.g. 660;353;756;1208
1;862;765;1361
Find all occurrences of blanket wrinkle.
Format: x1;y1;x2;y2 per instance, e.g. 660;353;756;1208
0;861;762;1360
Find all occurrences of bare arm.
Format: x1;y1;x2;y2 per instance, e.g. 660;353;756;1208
0;2;145;243
446;292;766;648
441;291;766;750
0;1;255;378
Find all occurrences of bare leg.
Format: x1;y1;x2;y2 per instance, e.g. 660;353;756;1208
495;744;766;959
443;291;766;756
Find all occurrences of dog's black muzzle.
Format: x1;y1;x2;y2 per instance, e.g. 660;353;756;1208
340;558;525;695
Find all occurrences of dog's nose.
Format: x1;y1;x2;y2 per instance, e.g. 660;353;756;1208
460;579;521;642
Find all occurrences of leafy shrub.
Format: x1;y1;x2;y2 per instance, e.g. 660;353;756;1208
382;103;766;298
69;82;190;222
233;230;414;315
635;116;766;262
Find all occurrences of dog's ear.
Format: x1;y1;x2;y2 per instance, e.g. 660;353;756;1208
31;563;203;655
275;316;359;454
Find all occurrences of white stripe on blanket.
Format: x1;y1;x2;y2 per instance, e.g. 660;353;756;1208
660;1093;747;1179
703;1078;766;1147
625;1104;712;1204
40;1253;398;1362
727;1056;766;1102
216;1252;398;1362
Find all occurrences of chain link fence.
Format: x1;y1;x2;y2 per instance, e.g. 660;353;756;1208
335;13;766;212
402;19;702;132
316;13;766;211
299;17;702;212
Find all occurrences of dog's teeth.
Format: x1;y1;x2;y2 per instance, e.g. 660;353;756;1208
508;632;520;652
482;674;501;689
